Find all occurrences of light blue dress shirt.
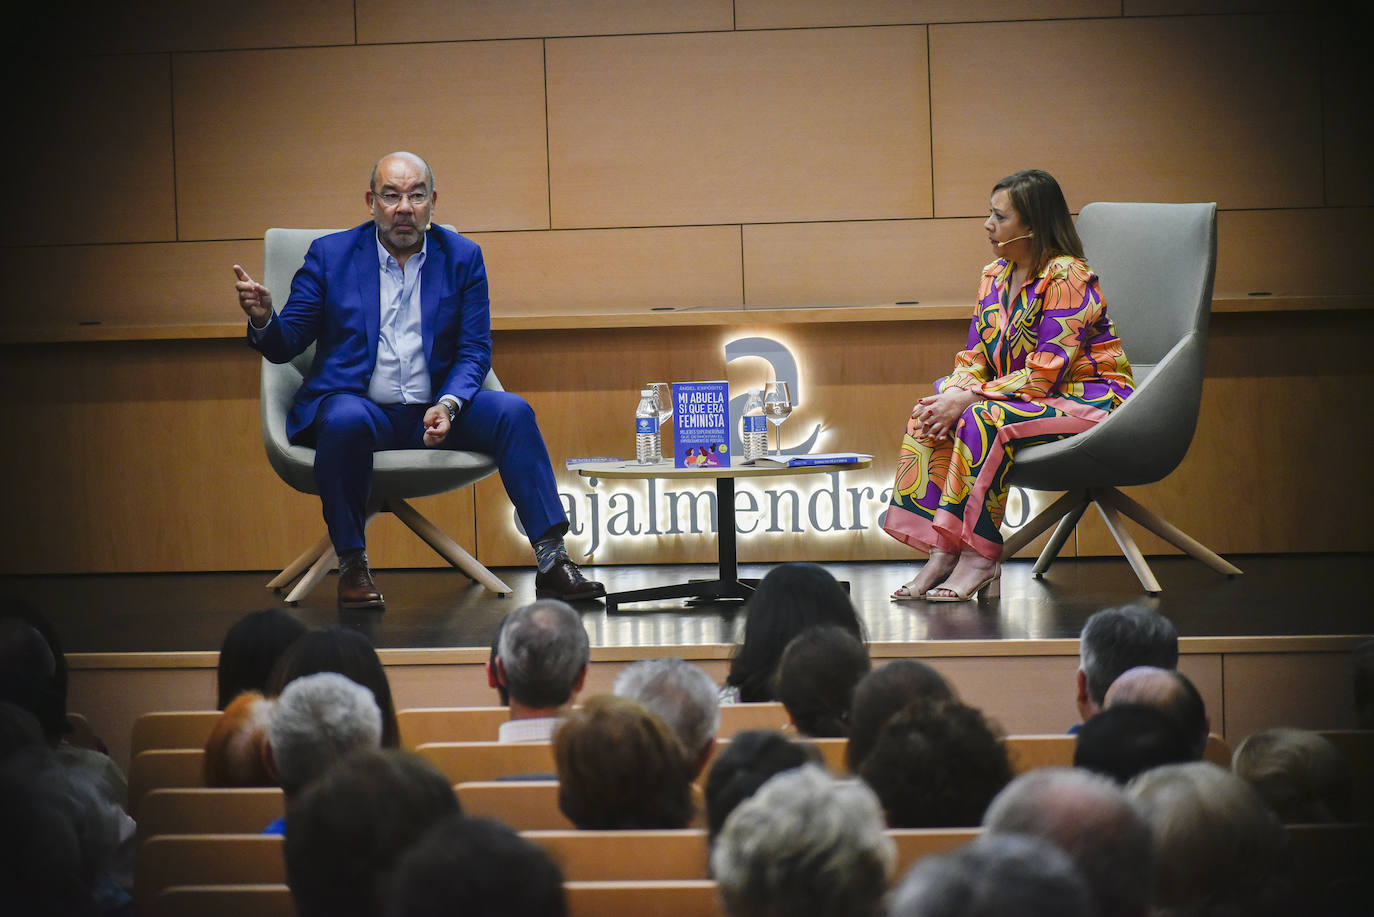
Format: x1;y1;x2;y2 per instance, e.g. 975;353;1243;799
367;233;430;405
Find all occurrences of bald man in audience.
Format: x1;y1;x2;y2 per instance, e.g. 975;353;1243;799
1105;665;1209;760
491;600;589;743
1075;605;1178;724
983;767;1155;917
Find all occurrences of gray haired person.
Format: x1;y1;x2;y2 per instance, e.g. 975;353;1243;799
888;832;1094;917
983;767;1155;917
711;764;895;917
1076;605;1178;722
266;671;383;798
494;600;590;743
613;657;721;777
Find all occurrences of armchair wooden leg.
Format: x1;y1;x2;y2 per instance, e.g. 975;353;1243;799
1100;488;1243;577
1000;490;1083;560
1093;498;1162;594
267;534;334;591
283;544;338;604
1033;500;1090;577
387;498;512;595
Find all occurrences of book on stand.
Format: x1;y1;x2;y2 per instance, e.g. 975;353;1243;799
745;452;869;468
673;381;730;469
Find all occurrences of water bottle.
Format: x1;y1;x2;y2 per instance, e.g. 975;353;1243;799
741;389;768;461
635;389;660;464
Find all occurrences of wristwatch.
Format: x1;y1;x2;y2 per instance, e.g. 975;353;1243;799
438;396;461;423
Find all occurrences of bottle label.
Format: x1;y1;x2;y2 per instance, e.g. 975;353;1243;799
636;416;656;434
743;415;766;434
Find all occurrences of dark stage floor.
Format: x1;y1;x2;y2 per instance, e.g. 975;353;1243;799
4;554;1371;655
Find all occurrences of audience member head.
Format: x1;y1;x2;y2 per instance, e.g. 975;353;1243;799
887;832;1094;917
485;614;510;707
1077;605;1178;720
284;748;460;917
0;746;127;917
703;729;816;842
554;694;693;830
216;608;307;710
0;616;64;744
496;600;590;713
1232;727;1354;824
858;697;1012;827
775;625;871;738
0;596;68;724
267;672;383;798
983;767;1155;917
613;657;721;777
0;701;46;761
203;690;275;788
1127;761;1295;916
1105;664;1209;759
712;765;895;917
1074;703;1195;784
1354;637;1374;729
727;563;864;702
266;626;399;747
847;659;956;771
384;814;566;917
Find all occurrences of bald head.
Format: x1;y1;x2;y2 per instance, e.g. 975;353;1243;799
369;151;434;192
1106;666;1208;758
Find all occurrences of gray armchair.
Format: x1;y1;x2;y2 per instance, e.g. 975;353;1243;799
998;202;1241;593
258;228;511;603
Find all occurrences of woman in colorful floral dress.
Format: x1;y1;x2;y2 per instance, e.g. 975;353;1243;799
884;170;1134;601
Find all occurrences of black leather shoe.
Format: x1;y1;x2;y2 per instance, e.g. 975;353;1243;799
338;551;384;609
535;557;606;601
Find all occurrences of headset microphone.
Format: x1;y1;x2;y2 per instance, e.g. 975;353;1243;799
996;232;1033;247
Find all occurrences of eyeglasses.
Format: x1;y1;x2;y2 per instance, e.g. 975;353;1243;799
374;190;432;208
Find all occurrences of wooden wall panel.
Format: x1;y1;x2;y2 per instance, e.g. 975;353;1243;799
928;15;1323;216
736;0;1117;28
743;218;989;308
70;0;355;53
470;226;744;316
3;241;260;330
172;41;549;241
546;27;930;228
1074;311;1374;557
1214;209;1370;298
6;55;175;247
1124;1;1301;13
1321;8;1374;207
358;0;733;43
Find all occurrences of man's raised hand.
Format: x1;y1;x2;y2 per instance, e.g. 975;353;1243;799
233;265;273;326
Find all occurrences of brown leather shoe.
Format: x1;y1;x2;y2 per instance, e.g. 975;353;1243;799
338;551;384;609
534;556;606;601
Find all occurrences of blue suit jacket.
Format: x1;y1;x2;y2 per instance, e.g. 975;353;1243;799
250;222;492;442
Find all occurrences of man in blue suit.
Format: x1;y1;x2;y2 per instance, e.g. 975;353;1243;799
233;151;603;608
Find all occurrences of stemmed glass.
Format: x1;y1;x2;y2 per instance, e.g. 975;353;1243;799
648;382;673;464
762;381;792;456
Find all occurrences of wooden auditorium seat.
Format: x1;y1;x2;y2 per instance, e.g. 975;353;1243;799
129;749;207;813
398;706;510;746
1202;733;1232;768
887;828;981;873
564;879;722;917
131;711;222;756
716;702;791;736
148;884;295;917
136;788;284;844
456;780;572;830
416;741;556;783
522;829;710;881
135;835;285;900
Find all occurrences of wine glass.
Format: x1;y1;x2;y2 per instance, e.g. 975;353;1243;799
762;381;792;456
648;382;672;463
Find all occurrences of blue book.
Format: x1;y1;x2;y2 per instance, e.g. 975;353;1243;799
748;452;868;468
673;381;730;469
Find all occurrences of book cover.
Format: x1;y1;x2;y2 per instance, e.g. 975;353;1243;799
673;381;730;468
747;452;868;468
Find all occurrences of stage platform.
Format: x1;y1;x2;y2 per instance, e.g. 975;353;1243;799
4;554;1370;773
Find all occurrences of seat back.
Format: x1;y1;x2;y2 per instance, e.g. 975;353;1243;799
135;835;286;900
416;740;557;784
716;702;791;736
888;828;981;874
131;711;222;757
456;780;573;830
523;829;710;881
148;884;295;917
564;880;722;917
130;749;207;814
137;788;285;845
398;707;512;746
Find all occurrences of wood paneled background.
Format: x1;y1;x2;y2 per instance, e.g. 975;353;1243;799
2;1;1370;573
